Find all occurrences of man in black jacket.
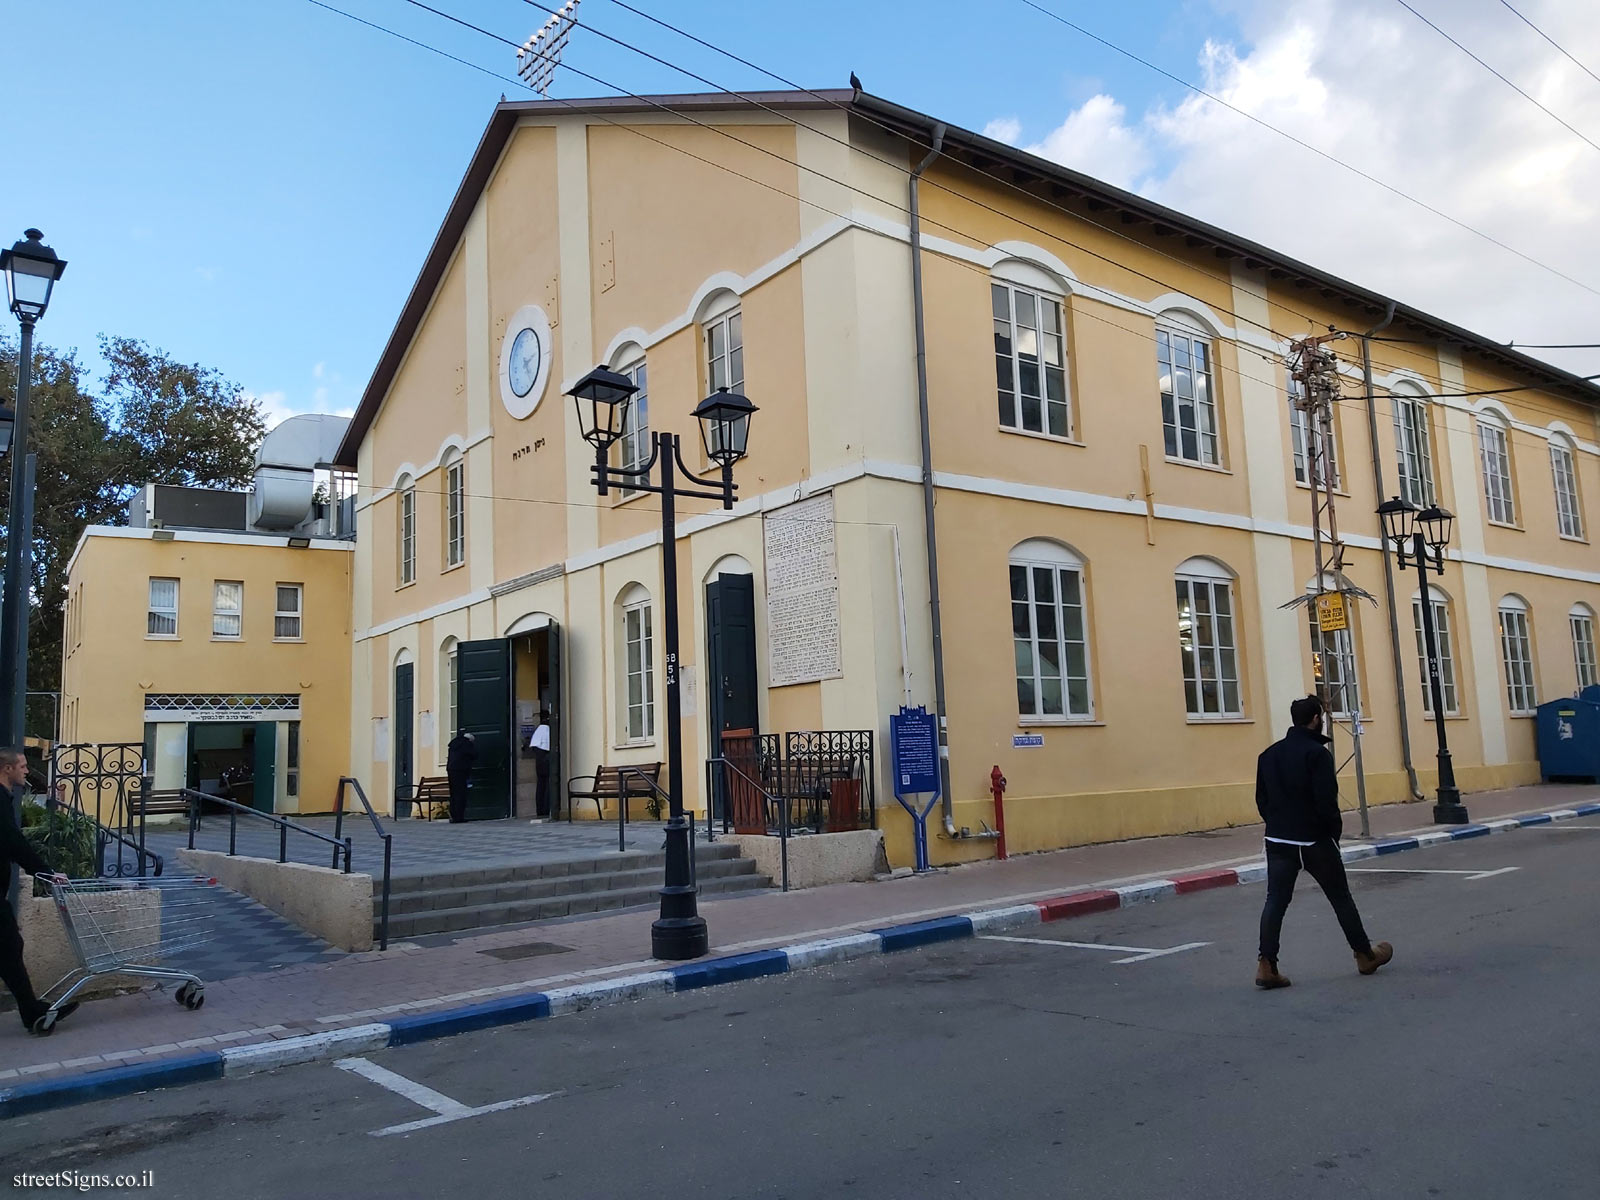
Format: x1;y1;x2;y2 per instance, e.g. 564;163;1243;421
445;732;476;824
1255;696;1393;989
0;748;76;1034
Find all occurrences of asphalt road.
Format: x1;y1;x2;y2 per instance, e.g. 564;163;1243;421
2;826;1597;1199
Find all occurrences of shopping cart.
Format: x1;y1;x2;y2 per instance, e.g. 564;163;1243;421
35;876;218;1034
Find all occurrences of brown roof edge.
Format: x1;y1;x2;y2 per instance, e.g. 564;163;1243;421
851;92;1600;408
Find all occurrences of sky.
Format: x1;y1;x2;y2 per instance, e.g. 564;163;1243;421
8;0;1600;429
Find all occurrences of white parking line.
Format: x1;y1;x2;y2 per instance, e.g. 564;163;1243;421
982;935;1210;963
336;1056;559;1137
1348;867;1520;881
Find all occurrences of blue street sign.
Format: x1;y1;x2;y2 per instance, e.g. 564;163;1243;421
891;706;941;798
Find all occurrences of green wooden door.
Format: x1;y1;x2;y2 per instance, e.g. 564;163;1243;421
251;721;277;813
458;639;512;821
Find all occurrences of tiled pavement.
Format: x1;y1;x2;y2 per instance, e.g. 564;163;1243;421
3;783;1594;1085
163;888;345;982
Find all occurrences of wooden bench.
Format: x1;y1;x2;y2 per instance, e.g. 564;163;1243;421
140;789;190;818
566;763;663;822
413;776;453;821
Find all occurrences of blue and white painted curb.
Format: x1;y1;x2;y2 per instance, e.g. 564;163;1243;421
4;799;1595;1119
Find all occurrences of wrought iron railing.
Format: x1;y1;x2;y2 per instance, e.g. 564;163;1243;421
333;777;393;951
711;729;876;838
186;789;353;873
45;743;162;878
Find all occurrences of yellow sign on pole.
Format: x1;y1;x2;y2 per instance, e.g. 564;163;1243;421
1316;592;1348;633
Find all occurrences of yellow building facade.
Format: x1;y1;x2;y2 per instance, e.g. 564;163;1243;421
323;90;1600;867
60;528;353;817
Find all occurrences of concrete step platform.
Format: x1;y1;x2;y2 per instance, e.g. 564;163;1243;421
385;858;762;916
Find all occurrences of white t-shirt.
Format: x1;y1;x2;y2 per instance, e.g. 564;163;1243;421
529;724;550;751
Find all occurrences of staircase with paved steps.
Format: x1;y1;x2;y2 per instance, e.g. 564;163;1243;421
377;842;771;940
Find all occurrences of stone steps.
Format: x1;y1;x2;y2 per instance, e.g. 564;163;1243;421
373;843;771;940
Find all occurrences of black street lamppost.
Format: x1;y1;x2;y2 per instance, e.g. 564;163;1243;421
1377;495;1469;825
567;369;757;961
0;230;67;747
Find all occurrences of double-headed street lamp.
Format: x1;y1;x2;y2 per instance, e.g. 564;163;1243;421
1377;496;1470;825
567;369;757;961
0;230;67;747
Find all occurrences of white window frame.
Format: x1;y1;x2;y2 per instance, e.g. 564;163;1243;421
1551;439;1585;540
1175;558;1243;719
703;297;743;395
147;578;179;638
615;356;650;498
1498;596;1538;715
444;640;459;745
1477;416;1516;526
992;279;1071;439
621;588;655;743
1393;390;1435;507
274;583;303;641
1009;540;1094;722
398;481;416;587
1157;315;1220;467
1412;587;1460;717
1305;584;1359;718
212;580;243;640
1570;604;1598;691
1288;372;1339;488
444;455;465;569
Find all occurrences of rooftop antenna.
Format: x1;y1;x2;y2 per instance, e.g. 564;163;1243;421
517;0;580;98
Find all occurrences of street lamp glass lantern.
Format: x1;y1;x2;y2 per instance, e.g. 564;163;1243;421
567;367;637;452
1417;504;1454;552
692;387;757;467
1377;495;1418;548
1;230;66;322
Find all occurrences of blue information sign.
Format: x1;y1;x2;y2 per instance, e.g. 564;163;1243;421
890;706;942;872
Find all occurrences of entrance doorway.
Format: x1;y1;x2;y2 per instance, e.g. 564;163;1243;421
188;721;276;813
509;620;562;819
705;572;758;821
393;661;414;811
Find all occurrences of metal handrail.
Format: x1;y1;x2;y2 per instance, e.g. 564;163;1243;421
610;767;699;886
333;777;393;952
705;756;790;892
184;789;353;874
40;790;165;878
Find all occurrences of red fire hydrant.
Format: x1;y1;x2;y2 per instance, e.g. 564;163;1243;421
990;765;1008;860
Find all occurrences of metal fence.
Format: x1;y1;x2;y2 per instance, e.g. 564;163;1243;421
44;743;162;878
710;729;876;837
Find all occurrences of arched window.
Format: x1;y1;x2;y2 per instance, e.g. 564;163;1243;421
1476;408;1516;526
1174;557;1241;718
442;450;466;568
1550;433;1585;540
617;583;655;742
1008;539;1093;720
1497;594;1537;714
699;290;742;396
440;637;460;745
610;345;650;495
1570;603;1597;690
1306;575;1359;718
1157;311;1220;466
397;475;416;586
1391;385;1435;507
992;263;1071;438
1287;369;1338;488
1411;585;1460;716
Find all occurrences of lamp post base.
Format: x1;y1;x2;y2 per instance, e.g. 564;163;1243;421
651;910;709;960
1432;794;1470;825
652;817;708;960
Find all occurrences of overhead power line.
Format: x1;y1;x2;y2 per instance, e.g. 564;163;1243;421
1395;0;1600;155
1498;1;1600;90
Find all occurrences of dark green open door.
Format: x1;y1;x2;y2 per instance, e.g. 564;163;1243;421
252;721;277;813
546;620;563;819
706;573;759;821
458;638;512;821
393;662;414;810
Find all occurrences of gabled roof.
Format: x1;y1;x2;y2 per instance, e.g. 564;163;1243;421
334;87;1600;467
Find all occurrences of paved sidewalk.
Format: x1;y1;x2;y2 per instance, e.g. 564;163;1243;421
3;782;1593;1085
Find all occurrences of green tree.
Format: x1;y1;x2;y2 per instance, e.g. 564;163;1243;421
0;334;265;739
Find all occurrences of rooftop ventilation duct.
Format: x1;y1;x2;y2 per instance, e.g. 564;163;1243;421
248;413;351;531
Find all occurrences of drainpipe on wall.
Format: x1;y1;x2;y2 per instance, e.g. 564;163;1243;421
908;123;992;844
1362;300;1426;803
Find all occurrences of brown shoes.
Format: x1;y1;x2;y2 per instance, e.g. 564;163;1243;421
1255;956;1292;989
1355;942;1394;976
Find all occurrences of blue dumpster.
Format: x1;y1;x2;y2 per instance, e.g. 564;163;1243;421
1537;693;1600;782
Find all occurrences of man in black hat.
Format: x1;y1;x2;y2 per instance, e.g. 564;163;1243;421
1255;695;1393;988
445;731;476;824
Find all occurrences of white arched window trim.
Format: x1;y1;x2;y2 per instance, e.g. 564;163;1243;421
1411;587;1460;716
442;451;466;569
439;637;460;749
1008;540;1093;722
1497;595;1537;714
1391;385;1436;508
696;288;741;325
1571;603;1599;690
397;477;416;587
1173;557;1242;719
991;257;1069;297
1550;432;1585;540
1157;314;1221;467
1176;555;1235;581
617;583;655;743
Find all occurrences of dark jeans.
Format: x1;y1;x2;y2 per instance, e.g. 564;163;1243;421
1259;839;1372;963
1;900;43;1029
448;775;469;823
532;749;550;818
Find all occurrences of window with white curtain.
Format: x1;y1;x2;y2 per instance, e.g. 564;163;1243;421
1175;558;1242;718
1393;390;1435;507
1571;604;1598;691
1412;587;1460;716
147;578;179;638
993;280;1071;438
1009;540;1093;720
1498;595;1538;715
212;581;243;639
274;584;303;640
1158;316;1220;466
1551;439;1584;540
1478;416;1516;525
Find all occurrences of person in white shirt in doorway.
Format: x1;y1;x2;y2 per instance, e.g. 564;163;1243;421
1254;694;1393;989
528;714;551;820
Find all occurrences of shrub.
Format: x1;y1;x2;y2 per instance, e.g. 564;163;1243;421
23;806;99;885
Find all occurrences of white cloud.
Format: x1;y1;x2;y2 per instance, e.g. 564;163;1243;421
249;390;297;431
984;116;1023;145
993;0;1600;379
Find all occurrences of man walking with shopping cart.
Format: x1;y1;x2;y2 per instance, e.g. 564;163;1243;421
0;748;76;1034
